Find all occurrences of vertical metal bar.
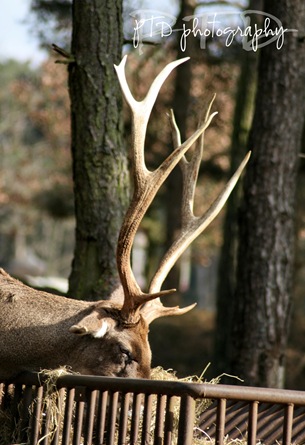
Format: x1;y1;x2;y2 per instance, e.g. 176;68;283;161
118;392;131;445
19;385;34;443
84;389;97;445
0;383;3;405
283;403;294;445
41;399;52;445
40;385;61;445
52;387;66;445
29;384;44;444
130;393;143;445
248;401;258;445
215;398;226;445
177;394;195;445
73;398;85;445
154;394;166;445
106;391;119;445
62;387;75;445
141;393;153;445
95;390;108;445
8;383;22;439
164;395;175;445
4;382;16;411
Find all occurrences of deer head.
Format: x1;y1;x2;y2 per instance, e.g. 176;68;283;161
0;57;249;381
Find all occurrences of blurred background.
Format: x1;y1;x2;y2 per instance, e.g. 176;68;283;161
1;0;305;389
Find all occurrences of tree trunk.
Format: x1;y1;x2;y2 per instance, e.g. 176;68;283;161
230;0;305;387
68;0;129;300
214;1;261;376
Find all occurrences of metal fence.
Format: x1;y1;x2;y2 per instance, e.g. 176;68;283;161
1;372;305;445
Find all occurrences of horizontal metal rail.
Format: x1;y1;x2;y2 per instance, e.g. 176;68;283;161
12;371;305;405
2;372;305;445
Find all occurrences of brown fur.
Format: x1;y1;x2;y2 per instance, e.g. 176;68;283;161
0;269;151;380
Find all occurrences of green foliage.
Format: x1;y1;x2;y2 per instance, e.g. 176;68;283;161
30;0;72;48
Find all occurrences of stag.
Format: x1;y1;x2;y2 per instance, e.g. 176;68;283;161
0;56;250;381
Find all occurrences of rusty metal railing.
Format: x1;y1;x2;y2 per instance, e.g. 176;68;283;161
1;372;305;444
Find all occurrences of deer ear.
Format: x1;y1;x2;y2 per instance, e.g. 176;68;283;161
69;312;115;338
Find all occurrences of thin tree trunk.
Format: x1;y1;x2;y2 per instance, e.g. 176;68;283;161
68;0;129;300
230;0;305;387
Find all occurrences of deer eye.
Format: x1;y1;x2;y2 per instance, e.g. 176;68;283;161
120;346;137;364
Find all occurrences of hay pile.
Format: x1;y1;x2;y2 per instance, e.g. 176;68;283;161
151;364;221;423
0;366;247;445
150;366;248;445
36;367;70;443
0;382;19;445
0;407;14;445
0;368;69;445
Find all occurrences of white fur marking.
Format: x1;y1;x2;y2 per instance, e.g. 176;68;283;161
94;320;108;338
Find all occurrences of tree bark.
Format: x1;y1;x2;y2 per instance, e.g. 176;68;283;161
214;1;261;376
68;0;129;300
230;0;305;387
214;48;258;376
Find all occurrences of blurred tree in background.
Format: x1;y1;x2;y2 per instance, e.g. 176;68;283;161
214;0;261;377
230;0;305;388
30;0;72;48
2;0;305;388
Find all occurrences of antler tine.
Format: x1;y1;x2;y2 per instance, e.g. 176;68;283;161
114;55;189;177
143;102;251;322
172;96;216;224
142;100;214;322
180;95;217;225
114;56;217;322
141;98;216;323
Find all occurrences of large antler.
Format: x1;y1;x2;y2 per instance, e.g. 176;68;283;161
142;104;251;322
114;56;218;322
114;56;250;324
